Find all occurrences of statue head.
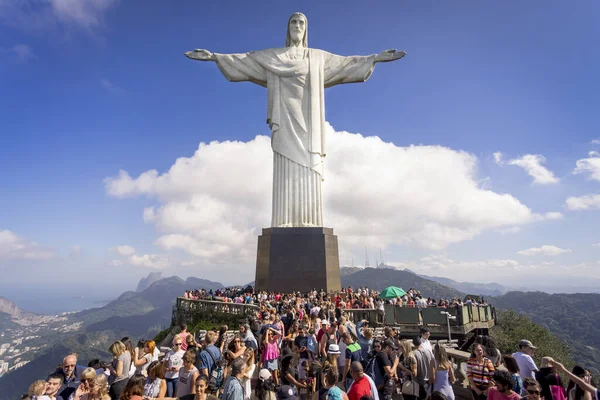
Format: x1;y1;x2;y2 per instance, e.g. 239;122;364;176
286;12;307;48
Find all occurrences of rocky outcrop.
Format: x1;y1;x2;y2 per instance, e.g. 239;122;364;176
0;296;21;318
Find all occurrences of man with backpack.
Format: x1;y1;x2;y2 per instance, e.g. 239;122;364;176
196;331;223;389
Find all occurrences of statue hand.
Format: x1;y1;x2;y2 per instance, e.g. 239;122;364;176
184;49;215;61
375;49;406;63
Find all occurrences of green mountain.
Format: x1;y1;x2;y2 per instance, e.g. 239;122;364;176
493;291;600;374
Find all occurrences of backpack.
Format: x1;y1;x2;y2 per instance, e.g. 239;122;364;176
366;355;384;388
205;347;224;390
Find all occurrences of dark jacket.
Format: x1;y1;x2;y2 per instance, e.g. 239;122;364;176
535;367;564;400
52;364;87;400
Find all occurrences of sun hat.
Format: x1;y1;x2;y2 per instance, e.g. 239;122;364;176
328;344;341;355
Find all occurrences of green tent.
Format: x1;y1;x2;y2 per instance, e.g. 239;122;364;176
380;286;407;299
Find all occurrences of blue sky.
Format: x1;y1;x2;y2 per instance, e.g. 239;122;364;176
1;0;600;311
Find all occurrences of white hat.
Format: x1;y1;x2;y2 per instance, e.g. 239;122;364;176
259;368;272;381
328;344;341;355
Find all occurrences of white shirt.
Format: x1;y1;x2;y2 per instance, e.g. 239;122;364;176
420;338;433;357
165;349;185;379
512;351;538;380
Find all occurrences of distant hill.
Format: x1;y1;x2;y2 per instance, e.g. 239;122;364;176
341;267;464;299
0;275;224;399
493;291;600;374
136;272;164;292
418;275;508;296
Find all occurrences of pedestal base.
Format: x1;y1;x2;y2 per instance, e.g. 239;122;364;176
255;227;341;293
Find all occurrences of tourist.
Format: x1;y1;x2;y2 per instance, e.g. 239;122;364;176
430;344;456;400
77;373;110;400
164;337;186;397
355;320;374;367
44;374;64;400
239;323;258;350
107;341;131;400
535;356;564;400
280;347;306;392
419;328;433;357
413;336;433;400
522;378;542;400
512;340;538;381
398;339;417;387
342;332;363;390
120;374;146;400
321;363;348;400
176;350;200;397
197;331;222;379
255;369;277;400
133;340;155;376
260;326;281;385
28;380;47;399
53;354;86;400
502;355;523;396
216;326;229;354
71;367;97;399
347;361;377;400
293;325;310;381
177;324;190;352
467;343;495;400
241;349;255;400
566;366;593;400
222;357;246;400
375;339;398;400
320;322;339;360
144;361;167;398
120;337;137;377
327;343;341;372
551;361;598;400
227;334;247;360
487;370;521;400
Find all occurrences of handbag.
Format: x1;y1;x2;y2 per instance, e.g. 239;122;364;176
402;378;420;397
550;374;566;400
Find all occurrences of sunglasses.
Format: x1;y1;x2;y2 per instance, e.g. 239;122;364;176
527;390;540;395
174;343;182;346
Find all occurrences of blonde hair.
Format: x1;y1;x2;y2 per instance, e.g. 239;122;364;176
81;367;97;380
109;341;126;357
434;344;452;371
400;340;413;360
28;380;46;396
363;328;373;340
94;374;109;399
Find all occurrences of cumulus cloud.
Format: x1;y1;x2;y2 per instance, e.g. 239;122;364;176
105;125;561;274
127;254;170;269
573;152;600;182
565;194;600;211
0;229;54;260
517;245;571;256
0;0;118;31
111;245;136;257
507;154;559;184
493;152;503;165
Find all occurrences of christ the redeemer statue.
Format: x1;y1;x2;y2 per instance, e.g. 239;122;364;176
185;12;405;228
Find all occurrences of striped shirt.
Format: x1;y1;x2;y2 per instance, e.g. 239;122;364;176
467;357;495;389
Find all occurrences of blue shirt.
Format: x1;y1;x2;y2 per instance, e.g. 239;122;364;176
196;345;221;374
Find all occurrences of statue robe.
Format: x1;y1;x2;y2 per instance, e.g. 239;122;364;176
214;47;376;227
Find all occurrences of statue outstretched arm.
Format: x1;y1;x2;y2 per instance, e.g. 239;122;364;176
374;49;406;63
185;49;216;62
184;48;267;87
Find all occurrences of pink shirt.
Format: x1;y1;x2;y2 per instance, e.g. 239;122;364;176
262;340;279;361
487;386;521;400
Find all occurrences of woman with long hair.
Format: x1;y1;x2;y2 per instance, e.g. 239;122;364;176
120;374;145;400
241;348;255;400
108;341;131;400
255;369;277;400
227;334;246;360
133;340;155;376
430;344;456;400
215;325;228;353
80;374;110;400
467;343;495;400
261;326;281;384
120;337;136;377
503;354;523;395
321;361;348;400
143;361;167;398
567;366;592;400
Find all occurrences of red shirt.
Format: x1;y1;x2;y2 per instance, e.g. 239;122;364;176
487;386;521;400
348;375;372;400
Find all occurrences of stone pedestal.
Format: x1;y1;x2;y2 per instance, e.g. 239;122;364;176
255;227;341;293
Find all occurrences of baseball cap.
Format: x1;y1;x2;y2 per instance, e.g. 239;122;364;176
259;368;272;381
277;385;299;400
383;338;398;350
519;339;537;349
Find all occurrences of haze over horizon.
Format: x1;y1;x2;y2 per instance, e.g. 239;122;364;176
2;1;600;308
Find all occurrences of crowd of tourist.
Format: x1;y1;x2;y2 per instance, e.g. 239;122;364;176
21;287;598;400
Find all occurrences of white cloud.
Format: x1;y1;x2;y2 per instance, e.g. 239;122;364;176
101;78;125;94
593;243;600;248
507;154;559;184
127;254;170;269
565;194;600;210
0;0;118;31
105;125;561;273
517;245;571;256
11;44;35;61
111;245;136;257
493;152;503;165
0;229;54;260
573;153;600;181
591;139;600;145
